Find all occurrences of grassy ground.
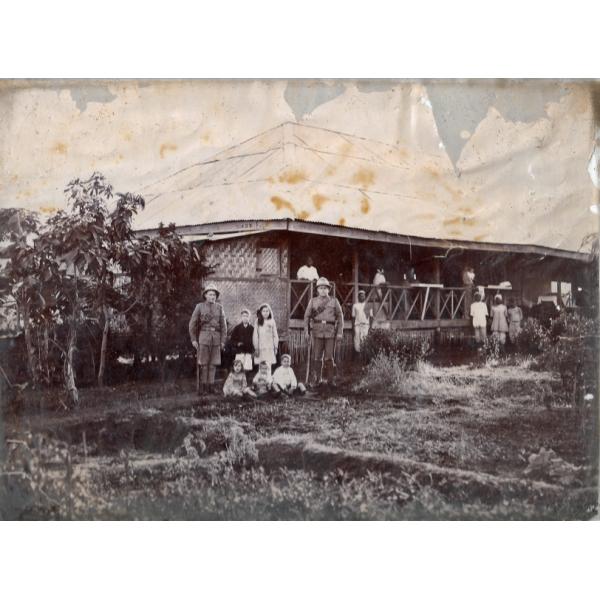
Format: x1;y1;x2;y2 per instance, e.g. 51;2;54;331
1;360;597;520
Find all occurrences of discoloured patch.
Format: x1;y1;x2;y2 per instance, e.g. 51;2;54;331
356;80;398;94
427;81;568;168
312;193;329;210
417;213;436;220
352;168;375;188
338;217;346;226
121;130;133;142
270;195;295;212
270;195;310;221
278;169;307;184
360;195;370;214
474;234;488;241
284;81;345;120
443;216;476;227
424;166;464;200
39;205;58;214
160;143;177;159
52;142;68;155
68;85;117;112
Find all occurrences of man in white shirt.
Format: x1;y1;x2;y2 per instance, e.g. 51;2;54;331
297;256;319;281
470;292;489;345
352;290;373;352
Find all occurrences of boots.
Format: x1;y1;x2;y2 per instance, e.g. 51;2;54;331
324;359;336;389
309;360;322;388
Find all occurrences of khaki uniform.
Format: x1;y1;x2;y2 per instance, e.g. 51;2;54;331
189;301;227;366
303;295;344;384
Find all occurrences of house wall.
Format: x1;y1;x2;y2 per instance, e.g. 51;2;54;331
200;233;291;337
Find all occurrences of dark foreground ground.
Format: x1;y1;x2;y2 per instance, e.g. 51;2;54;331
1;360;598;520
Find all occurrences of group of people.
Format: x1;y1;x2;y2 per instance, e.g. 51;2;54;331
188;276;347;399
469;292;523;346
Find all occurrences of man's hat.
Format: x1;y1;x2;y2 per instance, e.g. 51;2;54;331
316;277;331;289
280;353;291;361
358;289;366;297
202;283;220;298
240;308;251;316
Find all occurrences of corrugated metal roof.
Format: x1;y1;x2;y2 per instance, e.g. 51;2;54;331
134;120;598;255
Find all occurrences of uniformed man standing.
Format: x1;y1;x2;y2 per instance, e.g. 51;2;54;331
189;283;227;395
303;277;344;388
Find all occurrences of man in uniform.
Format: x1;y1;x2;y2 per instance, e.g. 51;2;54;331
189;283;227;395
303;277;344;388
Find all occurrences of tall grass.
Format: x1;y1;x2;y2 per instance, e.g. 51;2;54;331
354;353;479;401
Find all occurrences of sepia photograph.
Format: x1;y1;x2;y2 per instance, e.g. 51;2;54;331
0;78;598;521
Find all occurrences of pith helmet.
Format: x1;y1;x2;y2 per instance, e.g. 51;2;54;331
316;277;331;289
202;283;220;298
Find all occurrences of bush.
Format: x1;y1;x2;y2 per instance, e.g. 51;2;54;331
361;328;431;368
481;334;502;363
517;318;551;355
540;312;597;405
355;351;407;393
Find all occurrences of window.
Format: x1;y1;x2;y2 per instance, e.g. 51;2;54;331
256;245;280;276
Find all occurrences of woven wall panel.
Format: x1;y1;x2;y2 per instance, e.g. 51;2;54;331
257;246;279;275
204;238;259;279
213;277;289;338
204;237;288;279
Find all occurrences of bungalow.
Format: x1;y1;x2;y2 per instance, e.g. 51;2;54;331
134;122;598;363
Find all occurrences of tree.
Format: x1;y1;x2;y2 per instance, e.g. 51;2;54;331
60;174;145;387
124;223;211;383
1;173;210;405
0;209;60;385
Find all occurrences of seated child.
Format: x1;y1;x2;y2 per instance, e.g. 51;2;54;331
272;354;306;397
252;360;274;397
223;359;256;399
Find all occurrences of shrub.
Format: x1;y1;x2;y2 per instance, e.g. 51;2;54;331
355;351;407;393
361;328;431;368
540;312;597;405
517;318;551;355
481;334;502;364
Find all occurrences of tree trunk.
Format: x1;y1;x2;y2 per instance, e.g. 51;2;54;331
97;305;111;388
22;303;39;385
64;270;80;407
41;325;50;385
64;320;79;406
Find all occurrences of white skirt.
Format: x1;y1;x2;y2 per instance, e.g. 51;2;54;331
235;353;254;371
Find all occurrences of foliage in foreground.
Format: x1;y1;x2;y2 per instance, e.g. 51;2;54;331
354;354;477;400
0;173;210;405
360;328;431;368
